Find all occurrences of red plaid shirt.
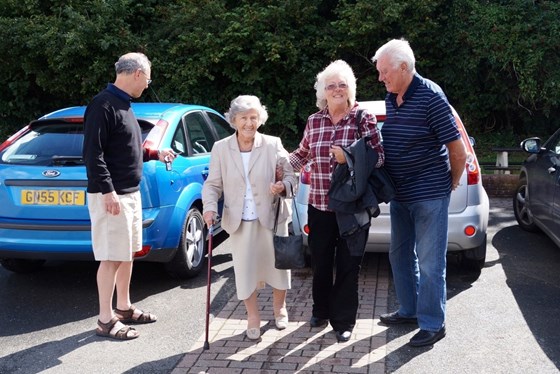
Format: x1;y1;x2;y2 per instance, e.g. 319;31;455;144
289;103;384;211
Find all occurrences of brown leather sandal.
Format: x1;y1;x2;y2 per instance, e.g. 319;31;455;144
115;304;157;324
96;316;139;340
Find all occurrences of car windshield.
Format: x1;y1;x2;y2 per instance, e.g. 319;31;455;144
0;121;153;166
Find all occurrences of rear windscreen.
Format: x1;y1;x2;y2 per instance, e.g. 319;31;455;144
0;121;153;166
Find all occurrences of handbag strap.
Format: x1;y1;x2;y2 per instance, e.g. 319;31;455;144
273;183;299;234
355;109;364;140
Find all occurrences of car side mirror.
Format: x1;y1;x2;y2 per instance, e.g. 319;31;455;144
521;137;542;154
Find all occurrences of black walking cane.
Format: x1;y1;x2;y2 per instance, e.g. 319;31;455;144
203;223;214;350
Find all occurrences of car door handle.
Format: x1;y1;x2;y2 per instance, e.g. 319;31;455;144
202;167;209;180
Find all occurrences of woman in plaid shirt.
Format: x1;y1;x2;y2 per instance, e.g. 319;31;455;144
289;60;384;342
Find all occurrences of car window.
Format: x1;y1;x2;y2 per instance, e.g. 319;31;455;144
207;112;234;140
170;122;188;156
544;132;560;155
0;123;84;166
184;111;216;154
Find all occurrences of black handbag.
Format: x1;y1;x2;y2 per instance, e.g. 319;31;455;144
272;186;305;270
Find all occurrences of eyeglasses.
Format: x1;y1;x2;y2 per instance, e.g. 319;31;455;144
140;70;152;85
325;82;348;91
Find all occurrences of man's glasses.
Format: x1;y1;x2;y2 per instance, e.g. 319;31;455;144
325;82;348;91
140;70;152;85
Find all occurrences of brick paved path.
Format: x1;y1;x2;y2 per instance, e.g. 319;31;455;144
173;254;390;374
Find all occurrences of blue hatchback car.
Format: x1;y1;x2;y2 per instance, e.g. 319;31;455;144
0;103;233;278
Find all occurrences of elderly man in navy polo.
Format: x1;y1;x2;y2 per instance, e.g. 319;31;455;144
372;39;467;347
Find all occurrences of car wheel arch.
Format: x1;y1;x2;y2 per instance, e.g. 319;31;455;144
164;204;206;279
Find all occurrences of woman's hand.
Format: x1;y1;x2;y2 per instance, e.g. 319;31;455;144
203;211;217;227
270;181;286;195
330;145;347;164
275;164;283;181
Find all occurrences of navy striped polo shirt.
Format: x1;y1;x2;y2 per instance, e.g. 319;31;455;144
381;74;461;203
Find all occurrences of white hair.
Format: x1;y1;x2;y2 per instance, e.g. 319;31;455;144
371;38;416;73
224;95;269;129
314;60;357;110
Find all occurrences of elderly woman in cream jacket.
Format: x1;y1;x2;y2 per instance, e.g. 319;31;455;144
202;95;296;341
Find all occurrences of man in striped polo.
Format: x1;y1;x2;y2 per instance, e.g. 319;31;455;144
371;39;467;347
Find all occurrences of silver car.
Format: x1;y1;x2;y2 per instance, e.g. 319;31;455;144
292;100;490;269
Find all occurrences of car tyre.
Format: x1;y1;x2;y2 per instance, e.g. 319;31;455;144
165;207;207;279
513;177;539;232
0;258;46;273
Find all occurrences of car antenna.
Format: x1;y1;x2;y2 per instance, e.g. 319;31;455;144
149;85;162;102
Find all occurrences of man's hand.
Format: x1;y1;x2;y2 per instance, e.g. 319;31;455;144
158;148;176;163
103;191;121;215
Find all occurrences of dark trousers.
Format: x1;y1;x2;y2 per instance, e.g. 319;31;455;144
307;204;366;332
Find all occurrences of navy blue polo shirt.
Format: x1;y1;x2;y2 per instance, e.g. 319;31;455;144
381;74;461;203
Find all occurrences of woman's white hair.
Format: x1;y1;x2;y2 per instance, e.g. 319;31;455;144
314;60;357;110
224;95;269;129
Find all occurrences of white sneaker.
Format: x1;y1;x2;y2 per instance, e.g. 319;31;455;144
275;316;288;330
246;327;261;340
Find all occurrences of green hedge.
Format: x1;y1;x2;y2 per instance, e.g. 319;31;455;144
1;0;559;151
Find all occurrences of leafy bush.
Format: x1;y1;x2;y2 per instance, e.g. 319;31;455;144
0;0;558;149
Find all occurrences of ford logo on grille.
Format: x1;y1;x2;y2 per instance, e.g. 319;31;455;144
42;170;61;178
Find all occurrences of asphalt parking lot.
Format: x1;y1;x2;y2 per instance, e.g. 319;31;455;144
0;197;559;373
382;197;560;373
171;198;560;374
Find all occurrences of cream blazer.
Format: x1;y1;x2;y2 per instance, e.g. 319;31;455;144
202;132;297;234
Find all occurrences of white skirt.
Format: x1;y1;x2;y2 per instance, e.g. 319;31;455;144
228;220;291;300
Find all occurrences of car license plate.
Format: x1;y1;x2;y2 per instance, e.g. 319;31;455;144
21;190;86;206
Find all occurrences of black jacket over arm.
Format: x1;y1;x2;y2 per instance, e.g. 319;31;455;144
327;137;394;255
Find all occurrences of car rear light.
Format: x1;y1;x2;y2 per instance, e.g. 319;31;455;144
143;119;169;149
465;152;481;185
134;245;152;258
0;125;30;152
464;225;476;237
300;165;311;185
454;112;481;186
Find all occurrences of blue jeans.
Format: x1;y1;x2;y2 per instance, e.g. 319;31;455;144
389;196;450;331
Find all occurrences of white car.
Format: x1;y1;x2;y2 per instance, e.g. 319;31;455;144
292;100;490;269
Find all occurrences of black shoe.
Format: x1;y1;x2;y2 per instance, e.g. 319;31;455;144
309;316;328;328
380;311;418;325
408;327;446;347
335;330;352;342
